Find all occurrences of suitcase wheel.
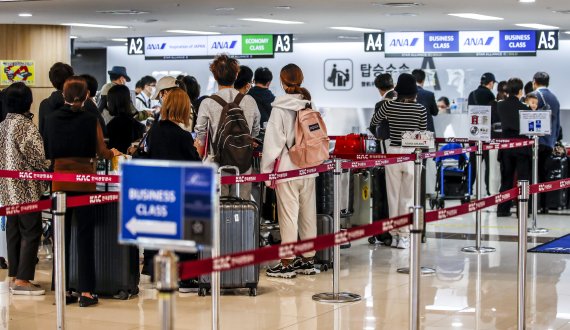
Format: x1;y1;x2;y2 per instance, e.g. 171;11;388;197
198;287;208;297
115;290;130;300
320;264;329;272
461;197;471;204
438;200;445;209
367;237;377;245
248;288;257;297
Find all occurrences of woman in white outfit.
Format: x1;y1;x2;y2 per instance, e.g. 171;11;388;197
261;64;318;278
370;73;427;249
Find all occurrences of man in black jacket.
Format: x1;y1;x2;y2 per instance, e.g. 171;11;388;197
370;73;397;136
496;78;531;216
412;69;438;134
248;67;275;129
38;62;74;140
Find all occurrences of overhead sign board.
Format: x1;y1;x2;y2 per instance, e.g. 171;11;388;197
120;160;218;251
519;110;552;136
129;34;292;59
375;30;556;57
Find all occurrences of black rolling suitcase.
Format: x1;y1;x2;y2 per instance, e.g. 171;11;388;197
199;166;260;297
68;202;140;299
369;166;392;245
545;154;569;210
315;168;354;217
315;214;333;271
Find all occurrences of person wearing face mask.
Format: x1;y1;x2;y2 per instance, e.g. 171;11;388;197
234;65;254;94
135;75;157;112
151;76;182;117
44;76;121;307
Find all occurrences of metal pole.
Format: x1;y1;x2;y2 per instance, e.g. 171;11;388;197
462;141;495;254
517;180;530;330
212;171;222;330
529;135;548;234
398;150;435;276
154;250;178;330
313;159;361;303
408;206;423;330
52;192;66;330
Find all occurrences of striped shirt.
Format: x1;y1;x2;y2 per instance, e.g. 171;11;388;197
370;100;427;146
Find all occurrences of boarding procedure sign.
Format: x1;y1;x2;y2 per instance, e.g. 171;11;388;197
519;110;551;136
468;106;492;142
120;160;218;250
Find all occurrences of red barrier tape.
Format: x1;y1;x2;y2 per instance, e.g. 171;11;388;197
330;153;409;161
340;155;415;170
419;146;477;160
0;192;119;216
220;163;335;185
179;214;412;279
425;187;519;222
0;170;119;184
529;178;570;195
484;139;534;151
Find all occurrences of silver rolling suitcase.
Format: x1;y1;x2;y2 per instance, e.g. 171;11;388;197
198;166;260;297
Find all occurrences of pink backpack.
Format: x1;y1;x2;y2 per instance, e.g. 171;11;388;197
288;105;330;168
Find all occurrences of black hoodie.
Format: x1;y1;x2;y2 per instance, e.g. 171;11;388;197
39;90;64;140
248;86;275;126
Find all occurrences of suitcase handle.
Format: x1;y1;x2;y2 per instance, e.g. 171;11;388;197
218;165;240;197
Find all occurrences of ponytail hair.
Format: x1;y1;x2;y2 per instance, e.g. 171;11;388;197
280;63;311;101
63;76;88;111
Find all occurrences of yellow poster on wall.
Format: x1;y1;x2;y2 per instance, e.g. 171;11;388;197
1;60;35;86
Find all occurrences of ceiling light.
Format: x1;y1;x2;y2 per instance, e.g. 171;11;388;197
215;7;235;11
62;23;128;29
239;18;304;24
275;5;291;9
385;12;417;16
96;10;149;15
166;30;221;35
18;13;32;17
372;2;423;7
330;26;382;32
70;36;78;39
111;38;128;42
519;0;535;2
565;31;570;35
515;23;559;29
338;35;362;40
448;13;504;21
552;10;570;14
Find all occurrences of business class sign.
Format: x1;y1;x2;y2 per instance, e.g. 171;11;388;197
365;30;558;57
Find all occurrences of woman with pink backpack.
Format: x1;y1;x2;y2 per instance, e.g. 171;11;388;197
261;64;329;279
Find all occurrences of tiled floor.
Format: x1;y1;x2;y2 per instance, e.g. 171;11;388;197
2;208;570;329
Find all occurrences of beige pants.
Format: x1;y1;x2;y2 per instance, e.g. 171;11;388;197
386;146;414;238
276;178;317;258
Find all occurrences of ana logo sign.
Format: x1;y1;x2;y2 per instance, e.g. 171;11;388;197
211;40;237;50
464;37;494;46
147;43;167;50
390;37;419;47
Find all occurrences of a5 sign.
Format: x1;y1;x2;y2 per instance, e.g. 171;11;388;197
127;37;145;55
536;30;558;50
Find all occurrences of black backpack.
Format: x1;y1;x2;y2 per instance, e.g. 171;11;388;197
210;94;253;173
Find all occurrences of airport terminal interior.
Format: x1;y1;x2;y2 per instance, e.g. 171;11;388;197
1;0;570;329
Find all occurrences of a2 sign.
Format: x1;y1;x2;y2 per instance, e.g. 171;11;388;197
364;30;560;53
127;34;293;56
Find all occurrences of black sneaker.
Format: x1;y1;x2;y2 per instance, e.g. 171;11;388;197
291;257;317;275
178;279;199;293
266;261;296;278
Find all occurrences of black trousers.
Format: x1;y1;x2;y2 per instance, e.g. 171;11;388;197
64;194;96;293
470;150;491;194
497;148;532;213
538;145;554;210
7;212;43;280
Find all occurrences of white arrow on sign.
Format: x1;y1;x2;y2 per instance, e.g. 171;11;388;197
126;217;177;236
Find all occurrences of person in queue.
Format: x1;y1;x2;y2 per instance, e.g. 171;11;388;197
39;62;74;139
194;55;261;200
496;80;508;101
0;83;50;296
369;73;397;136
496;78;532;217
44;76;121;307
524;93;539;110
261;64;319;278
234;65;254;94
135;75;157;112
178;75;205;131
98;66;150;123
370;73;427;249
144;87;201;292
533;72;561;213
437;96;450;114
107;85;145;154
151;76;181;114
412;69;438;135
248;67;275;129
80;74;107;137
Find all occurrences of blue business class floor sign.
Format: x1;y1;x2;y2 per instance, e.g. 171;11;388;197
528;234;570;254
120;160;217;251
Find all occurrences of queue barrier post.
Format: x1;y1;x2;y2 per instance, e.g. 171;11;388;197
52;192;66;330
398;149;435;276
517;180;530;330
408;205;423;330
462;140;495;254
529;135;548;234
154;250;179;330
313;158;361;303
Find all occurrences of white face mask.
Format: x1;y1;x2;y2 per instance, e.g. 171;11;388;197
149;87;156;97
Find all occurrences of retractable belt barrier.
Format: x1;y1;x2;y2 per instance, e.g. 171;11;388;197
0;169;119;184
0;192;119;216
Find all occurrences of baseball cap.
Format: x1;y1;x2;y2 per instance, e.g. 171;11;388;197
152;76;178;100
481;72;497;85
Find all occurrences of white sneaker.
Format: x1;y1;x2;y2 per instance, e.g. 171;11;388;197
391;235;399;248
397;236;410;249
